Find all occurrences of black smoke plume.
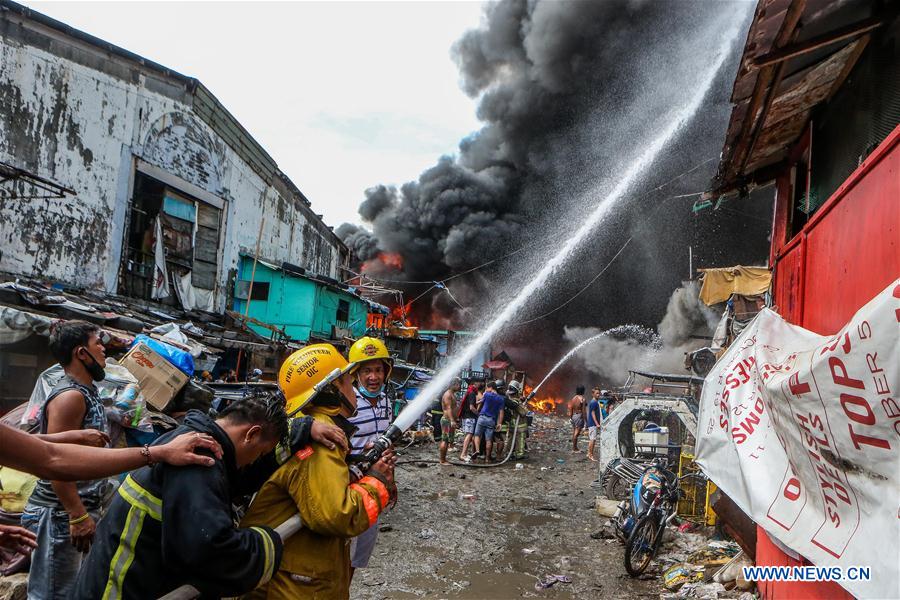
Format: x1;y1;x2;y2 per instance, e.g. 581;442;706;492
340;0;769;381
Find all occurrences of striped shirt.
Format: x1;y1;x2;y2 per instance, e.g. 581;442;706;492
349;387;392;454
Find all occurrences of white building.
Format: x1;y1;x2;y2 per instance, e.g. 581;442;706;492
0;1;348;311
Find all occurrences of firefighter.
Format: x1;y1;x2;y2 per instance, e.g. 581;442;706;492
506;380;530;459
73;391;290;599
241;344;397;599
346;336;394;576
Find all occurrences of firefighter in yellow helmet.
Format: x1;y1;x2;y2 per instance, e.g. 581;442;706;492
345;337;394;575
241;344;397;599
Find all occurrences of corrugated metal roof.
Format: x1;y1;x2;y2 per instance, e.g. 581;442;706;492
708;0;884;196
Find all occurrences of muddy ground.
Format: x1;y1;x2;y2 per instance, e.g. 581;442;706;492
350;415;660;599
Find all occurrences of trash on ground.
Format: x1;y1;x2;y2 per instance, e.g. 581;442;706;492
534;574;572;590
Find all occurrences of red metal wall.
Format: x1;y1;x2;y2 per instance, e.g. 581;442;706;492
772;123;900;333
760;124;900;599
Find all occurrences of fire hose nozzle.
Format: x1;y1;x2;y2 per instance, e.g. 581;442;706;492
524;391;536;402
360;424;403;470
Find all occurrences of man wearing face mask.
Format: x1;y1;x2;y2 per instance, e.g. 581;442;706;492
241;344;397;599
345;336;394;576
22;320;113;599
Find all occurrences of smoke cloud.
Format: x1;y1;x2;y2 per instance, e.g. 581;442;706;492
339;0;747;284
334;223;380;263
564;282;720;384
337;0;769;379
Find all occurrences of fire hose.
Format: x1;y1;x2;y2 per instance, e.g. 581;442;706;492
157;427;403;600
449;413;521;468
157;513;303;600
158;411;521;597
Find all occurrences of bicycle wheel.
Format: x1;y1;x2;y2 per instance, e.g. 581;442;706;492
624;514;659;576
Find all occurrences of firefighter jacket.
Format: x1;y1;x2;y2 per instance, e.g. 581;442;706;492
73;411;283;600
240;406;391;600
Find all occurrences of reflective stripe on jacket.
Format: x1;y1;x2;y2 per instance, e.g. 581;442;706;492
241;409;390;600
73;411;282;599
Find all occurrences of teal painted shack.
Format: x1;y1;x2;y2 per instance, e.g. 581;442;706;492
233;256;371;342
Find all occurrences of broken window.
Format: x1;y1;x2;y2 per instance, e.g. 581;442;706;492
250;282;270;301
119;171;222;305
336;299;350;324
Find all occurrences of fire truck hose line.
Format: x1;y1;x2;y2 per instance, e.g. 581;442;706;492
157;514;304;600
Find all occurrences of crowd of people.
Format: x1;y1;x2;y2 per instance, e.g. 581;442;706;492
431;376;531;465
0;320;615;599
0;323;398;599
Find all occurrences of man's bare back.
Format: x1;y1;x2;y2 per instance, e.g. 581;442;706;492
568;395;584;416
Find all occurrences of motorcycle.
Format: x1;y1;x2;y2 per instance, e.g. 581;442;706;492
608;458;690;576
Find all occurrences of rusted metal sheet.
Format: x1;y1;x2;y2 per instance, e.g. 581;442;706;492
709;0;877;195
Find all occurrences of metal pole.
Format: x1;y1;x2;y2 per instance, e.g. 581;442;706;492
158;513;302;600
688;245;693;280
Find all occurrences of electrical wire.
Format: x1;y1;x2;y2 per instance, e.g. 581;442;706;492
508;189;706;326
348;157;717;320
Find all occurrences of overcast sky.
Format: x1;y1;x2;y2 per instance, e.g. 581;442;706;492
23;1;486;227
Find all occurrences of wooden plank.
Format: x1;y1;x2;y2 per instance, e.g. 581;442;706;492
194;226;219;263
751;16;882;69
192;260;217;290
726;0;807;182
197;203;221;229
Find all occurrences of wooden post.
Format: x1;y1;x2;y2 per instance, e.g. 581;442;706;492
235;216;265;379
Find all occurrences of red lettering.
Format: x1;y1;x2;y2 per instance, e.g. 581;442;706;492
820;333;849;355
827;506;841;526
874;374;891;396
841;394;876;425
857;320;872;340
784;478;801;501
833;480;851;505
789;373;811;396
847;423;891;451
810;413;824;432
726;374;740;390
829;357;865;390
882;397;900;419
732;428;747;444
866;352;881;374
741;412;761;435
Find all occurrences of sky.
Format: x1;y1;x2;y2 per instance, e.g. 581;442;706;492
21;1;486;227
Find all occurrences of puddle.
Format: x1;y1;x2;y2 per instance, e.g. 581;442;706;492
499;510;560;527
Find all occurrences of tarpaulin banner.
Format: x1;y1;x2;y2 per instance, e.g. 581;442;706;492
695;279;900;599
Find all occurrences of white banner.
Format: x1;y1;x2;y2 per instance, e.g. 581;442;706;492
695;279;900;599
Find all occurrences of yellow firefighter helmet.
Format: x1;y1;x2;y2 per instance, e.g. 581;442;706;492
279;344;357;416
348;336;393;380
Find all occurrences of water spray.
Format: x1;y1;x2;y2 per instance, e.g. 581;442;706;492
386;13;746;440
525;325;659;402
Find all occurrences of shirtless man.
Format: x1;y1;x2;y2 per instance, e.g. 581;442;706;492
438;378;460;465
568;386;587;452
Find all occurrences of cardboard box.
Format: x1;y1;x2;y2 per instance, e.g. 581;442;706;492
121;341;189;411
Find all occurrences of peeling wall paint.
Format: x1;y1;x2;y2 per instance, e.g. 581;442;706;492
0;14;346;310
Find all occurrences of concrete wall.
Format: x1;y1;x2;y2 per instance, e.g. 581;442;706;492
0;10;346;310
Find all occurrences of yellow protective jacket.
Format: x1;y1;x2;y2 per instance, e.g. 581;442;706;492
240;407;390;599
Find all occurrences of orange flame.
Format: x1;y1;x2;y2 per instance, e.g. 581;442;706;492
527;393;564;415
361;252;404;273
390;301;415;327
